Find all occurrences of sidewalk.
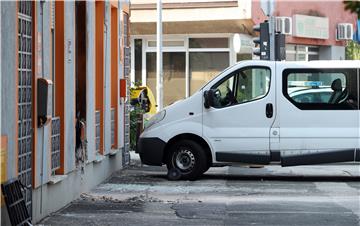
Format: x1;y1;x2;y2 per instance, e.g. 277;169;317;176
130;151;360;179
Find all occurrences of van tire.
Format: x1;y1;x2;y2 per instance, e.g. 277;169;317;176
166;140;207;180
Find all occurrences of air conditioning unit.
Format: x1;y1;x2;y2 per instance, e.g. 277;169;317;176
275;17;292;35
336;23;353;40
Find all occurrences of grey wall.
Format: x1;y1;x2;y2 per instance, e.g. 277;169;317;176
64;1;76;173
319;46;346;60
1;1;17;180
35;1;52;187
1;2;17;226
86;2;96;162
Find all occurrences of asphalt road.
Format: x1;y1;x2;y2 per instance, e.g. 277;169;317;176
41;156;360;226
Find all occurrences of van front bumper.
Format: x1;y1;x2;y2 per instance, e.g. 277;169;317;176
136;137;166;166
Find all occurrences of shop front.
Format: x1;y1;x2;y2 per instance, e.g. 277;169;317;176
131;34;254;107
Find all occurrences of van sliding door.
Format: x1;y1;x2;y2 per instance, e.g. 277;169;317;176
279;67;359;166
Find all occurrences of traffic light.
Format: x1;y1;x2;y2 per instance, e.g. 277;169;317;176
253;22;270;60
275;33;286;61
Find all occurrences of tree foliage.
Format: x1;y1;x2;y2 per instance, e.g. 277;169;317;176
344;1;360;18
346;40;360;60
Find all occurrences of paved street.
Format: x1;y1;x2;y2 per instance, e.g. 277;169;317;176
41;153;360;226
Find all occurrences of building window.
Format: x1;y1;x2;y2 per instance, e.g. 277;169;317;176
148;40;185;48
189;37;230;95
283;68;358;110
189;52;229;95
134;39;142;84
189;38;229;48
146;52;186;106
286;44;319;61
136;36;231;107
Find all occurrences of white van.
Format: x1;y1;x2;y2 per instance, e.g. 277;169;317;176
136;60;360;180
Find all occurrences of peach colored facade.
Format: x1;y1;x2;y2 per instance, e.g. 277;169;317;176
253;0;358;47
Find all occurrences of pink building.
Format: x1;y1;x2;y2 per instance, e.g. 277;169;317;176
253;0;358;60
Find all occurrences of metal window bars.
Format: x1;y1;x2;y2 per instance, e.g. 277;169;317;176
111;108;115;146
123;46;131;165
95;110;101;153
18;0;33;218
1;179;32;226
51;117;61;174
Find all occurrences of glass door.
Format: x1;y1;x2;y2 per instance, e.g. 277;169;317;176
146;52;186;106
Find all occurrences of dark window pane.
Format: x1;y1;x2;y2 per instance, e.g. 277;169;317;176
189;38;228;48
134;39;142;84
308;54;319;61
308;47;319;52
284;69;358;110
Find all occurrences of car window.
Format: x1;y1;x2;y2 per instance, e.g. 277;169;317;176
284;69;358;110
211;67;271;108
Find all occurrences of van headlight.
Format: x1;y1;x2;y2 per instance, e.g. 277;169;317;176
144;110;166;130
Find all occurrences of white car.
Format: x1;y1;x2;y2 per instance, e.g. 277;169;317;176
289;87;333;103
136;60;360;180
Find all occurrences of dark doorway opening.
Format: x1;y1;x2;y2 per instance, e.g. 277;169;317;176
75;1;87;165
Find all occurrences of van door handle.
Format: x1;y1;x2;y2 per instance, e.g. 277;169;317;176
266;103;273;118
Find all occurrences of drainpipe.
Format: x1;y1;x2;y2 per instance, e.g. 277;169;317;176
0;1;2;136
156;0;163;111
39;0;46;215
104;2;108;153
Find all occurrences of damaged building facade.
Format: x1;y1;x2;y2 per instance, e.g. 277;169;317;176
1;0;131;224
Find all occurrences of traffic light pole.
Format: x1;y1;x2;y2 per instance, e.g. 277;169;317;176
253;16;286;61
269;16;276;61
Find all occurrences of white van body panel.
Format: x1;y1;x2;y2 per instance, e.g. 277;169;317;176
202;61;276;163
276;61;359;157
140;91;204;143
137;60;360;167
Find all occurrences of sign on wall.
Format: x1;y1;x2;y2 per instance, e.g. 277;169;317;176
294;14;329;39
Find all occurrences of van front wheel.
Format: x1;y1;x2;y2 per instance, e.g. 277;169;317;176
166;140;207;180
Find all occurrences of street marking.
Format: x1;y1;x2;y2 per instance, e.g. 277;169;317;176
315;182;360;218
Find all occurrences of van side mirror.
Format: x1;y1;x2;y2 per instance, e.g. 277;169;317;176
204;90;215;109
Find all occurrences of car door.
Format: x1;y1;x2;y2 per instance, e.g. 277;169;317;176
278;64;359;166
203;62;276;164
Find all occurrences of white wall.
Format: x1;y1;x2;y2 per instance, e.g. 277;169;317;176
130;0;252;23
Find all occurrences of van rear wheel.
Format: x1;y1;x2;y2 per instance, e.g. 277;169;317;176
166;140;207;180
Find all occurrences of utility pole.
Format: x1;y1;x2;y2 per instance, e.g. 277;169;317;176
269;16;275;61
254;0;285;61
156;0;163;111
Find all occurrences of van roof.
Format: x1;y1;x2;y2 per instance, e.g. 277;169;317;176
240;60;360;69
278;60;359;67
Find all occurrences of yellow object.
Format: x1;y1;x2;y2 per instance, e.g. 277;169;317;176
1;136;7;206
130;86;157;114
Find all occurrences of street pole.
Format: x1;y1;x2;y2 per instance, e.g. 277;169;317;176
156;0;163;111
269;16;275;61
261;0;276;61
